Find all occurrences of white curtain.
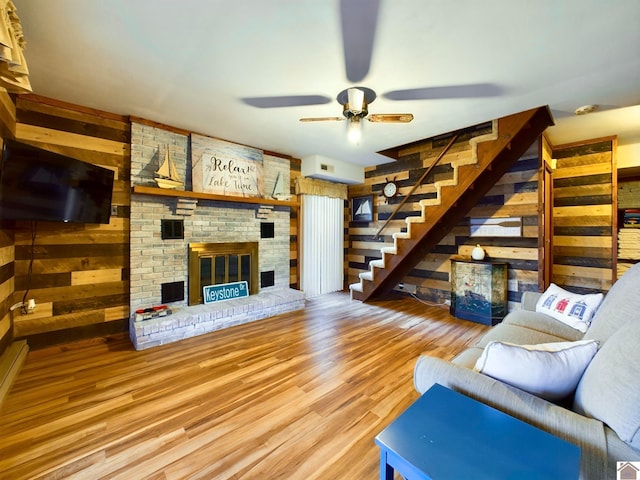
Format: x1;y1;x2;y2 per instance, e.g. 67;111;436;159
301;194;344;298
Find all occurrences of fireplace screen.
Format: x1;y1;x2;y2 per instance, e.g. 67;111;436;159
188;242;258;305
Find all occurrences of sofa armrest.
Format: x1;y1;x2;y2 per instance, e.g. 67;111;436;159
521;291;542;311
414;355;606;480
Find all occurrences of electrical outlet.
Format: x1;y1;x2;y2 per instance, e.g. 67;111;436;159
397;283;417;294
27;298;36;313
10;299;36;315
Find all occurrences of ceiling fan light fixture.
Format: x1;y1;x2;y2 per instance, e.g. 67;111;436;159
347;116;362;144
347;87;365;114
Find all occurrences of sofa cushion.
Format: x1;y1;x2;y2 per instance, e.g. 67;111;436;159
474;339;598;401
501;309;585;342
476;322;576;349
574;323;640;449
451;346;484;369
520;291;542;312
584;262;640;344
535;283;603;333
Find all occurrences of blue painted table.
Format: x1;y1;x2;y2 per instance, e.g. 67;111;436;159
374;383;580;479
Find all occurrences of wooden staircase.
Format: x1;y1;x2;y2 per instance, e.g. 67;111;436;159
350;106;554;302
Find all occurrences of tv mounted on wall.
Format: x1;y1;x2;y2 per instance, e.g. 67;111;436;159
0;139;115;224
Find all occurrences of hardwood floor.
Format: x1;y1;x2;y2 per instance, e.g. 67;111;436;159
0;292;489;479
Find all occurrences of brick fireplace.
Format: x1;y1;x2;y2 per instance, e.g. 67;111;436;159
128;121;304;350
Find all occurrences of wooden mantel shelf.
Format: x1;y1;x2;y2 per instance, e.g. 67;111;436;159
132;185;299;207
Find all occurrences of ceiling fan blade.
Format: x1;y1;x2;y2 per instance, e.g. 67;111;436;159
383;83;504;101
242;95;332;108
299;117;345;122
340;0;380;82
367;113;414;123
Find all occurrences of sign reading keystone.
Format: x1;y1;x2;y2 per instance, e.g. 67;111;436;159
203;281;249;304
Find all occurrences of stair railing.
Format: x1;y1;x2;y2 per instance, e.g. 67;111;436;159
373;132;460;239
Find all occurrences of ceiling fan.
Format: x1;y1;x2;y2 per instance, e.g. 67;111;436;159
299;86;413;143
241;0;501;142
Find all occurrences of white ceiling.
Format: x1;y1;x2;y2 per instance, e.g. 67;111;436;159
13;0;640;167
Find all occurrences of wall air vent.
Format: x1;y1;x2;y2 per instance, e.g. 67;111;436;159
301;154;364;184
260;222;275;239
161;219;184;239
161;281;184;304
261;270;275;288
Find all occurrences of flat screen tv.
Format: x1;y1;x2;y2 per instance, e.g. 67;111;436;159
0;140;115;224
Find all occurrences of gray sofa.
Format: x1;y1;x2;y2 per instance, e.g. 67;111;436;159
414;262;640;480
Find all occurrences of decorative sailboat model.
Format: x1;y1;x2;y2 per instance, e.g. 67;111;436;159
271;172;291;201
155;146;184;189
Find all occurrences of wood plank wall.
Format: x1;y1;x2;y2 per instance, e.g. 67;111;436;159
551;138;615;293
289;158;301;289
11;95;131;347
0;90;16;356
0;227;14;355
347;125;542;311
465;141;542;307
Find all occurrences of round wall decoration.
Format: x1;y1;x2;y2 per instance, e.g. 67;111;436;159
383;179;398;199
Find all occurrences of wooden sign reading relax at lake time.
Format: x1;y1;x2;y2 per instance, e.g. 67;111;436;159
191;134;264;197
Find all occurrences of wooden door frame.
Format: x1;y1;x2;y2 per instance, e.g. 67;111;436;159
539;136;554;290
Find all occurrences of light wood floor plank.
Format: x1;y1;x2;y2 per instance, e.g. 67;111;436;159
0;292;488;479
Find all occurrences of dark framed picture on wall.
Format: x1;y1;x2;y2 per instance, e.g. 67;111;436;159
351;195;374;222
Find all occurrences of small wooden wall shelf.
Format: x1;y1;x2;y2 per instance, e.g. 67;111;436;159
132;185;299;207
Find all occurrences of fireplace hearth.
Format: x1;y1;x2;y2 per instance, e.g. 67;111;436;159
130;288;305;350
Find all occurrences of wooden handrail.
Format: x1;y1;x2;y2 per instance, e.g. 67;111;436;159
374;132;460;239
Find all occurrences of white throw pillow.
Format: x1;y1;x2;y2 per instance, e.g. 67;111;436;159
535;283;604;333
474;340;599;401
